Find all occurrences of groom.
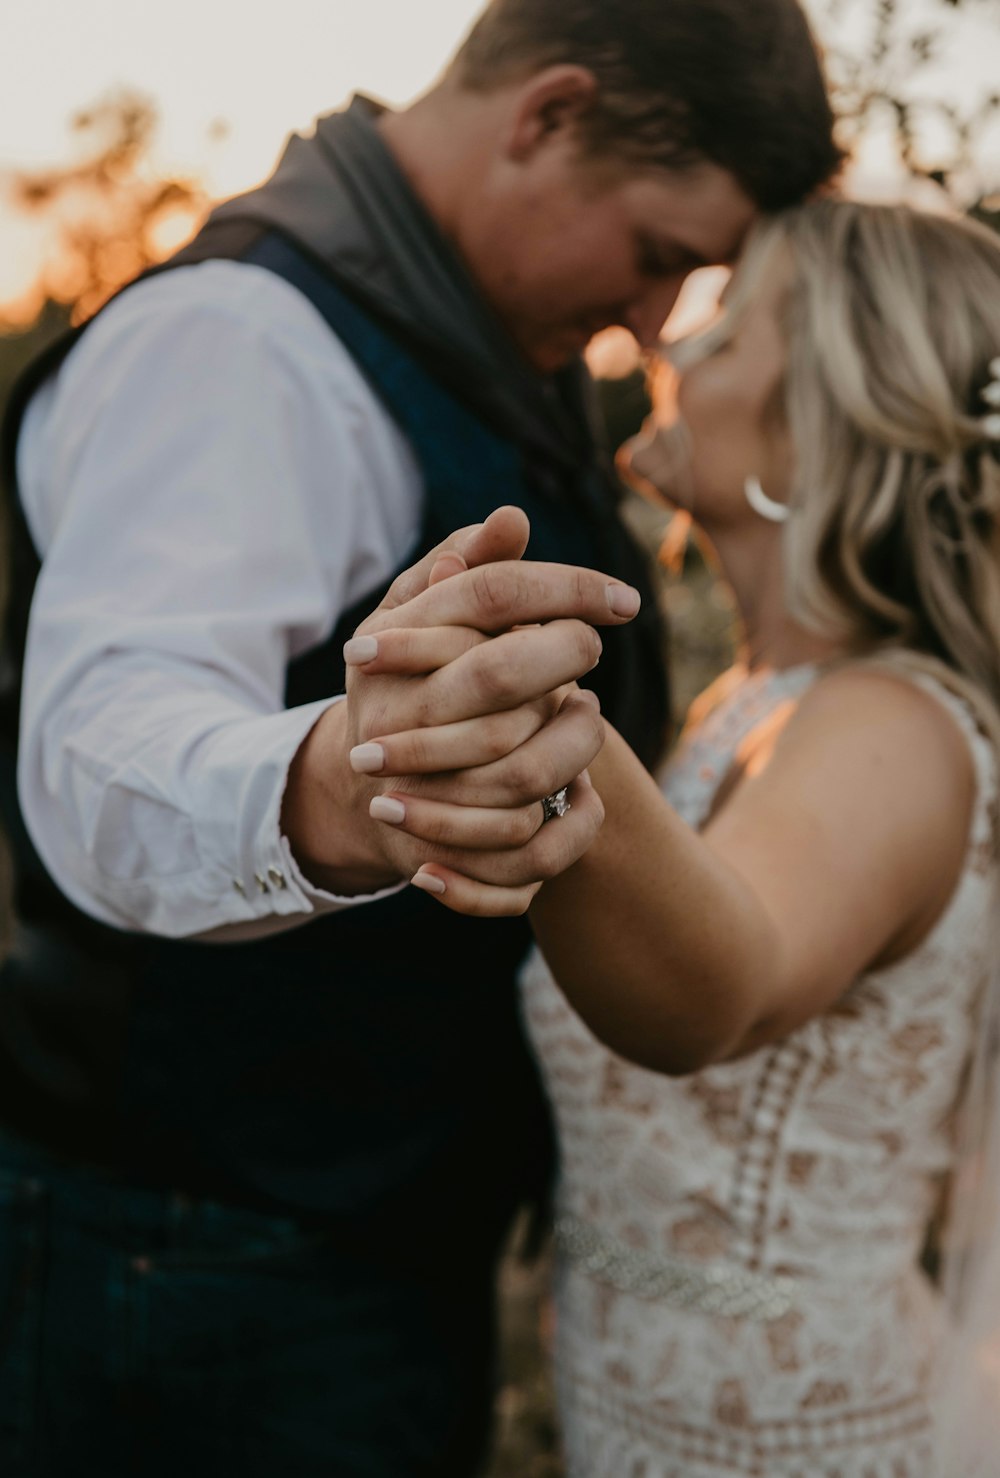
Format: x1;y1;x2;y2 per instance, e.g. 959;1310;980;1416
0;1;839;1473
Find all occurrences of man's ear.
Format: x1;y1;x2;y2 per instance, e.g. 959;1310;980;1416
505;65;599;162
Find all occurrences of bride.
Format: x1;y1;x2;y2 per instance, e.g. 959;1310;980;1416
356;199;1000;1476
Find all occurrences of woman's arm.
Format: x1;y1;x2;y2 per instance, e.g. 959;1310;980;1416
396;666;976;1073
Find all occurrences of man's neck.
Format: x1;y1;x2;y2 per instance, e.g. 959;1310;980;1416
376;86;482;251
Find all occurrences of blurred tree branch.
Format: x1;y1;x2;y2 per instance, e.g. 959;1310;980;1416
3;90;209;325
820;0;1000;216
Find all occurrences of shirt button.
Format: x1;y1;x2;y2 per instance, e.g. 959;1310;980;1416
267;866;287;890
233;879;247;897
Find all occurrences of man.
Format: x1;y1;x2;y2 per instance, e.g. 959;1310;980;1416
0;1;840;1472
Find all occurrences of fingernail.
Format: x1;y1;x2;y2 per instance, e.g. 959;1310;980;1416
411;870;446;895
607;584;641;617
343;636;379;665
369;796;406;825
350;742;385;774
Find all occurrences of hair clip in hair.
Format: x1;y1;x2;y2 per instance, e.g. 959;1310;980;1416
977;360;1000;439
981;359;1000;413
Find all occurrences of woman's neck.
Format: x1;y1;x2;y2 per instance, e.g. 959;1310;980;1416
706;521;845;674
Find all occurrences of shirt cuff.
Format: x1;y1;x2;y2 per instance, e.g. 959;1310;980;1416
201;694;407;936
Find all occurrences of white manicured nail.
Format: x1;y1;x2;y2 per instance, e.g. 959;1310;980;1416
369;796;406;824
350;743;385;774
411;870;446;895
343;636;379;664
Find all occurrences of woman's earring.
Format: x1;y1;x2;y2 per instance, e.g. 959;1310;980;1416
744;475;790;524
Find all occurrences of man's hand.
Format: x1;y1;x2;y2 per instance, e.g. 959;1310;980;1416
280;508;640;908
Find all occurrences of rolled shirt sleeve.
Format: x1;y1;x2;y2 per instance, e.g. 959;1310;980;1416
16;260;423;939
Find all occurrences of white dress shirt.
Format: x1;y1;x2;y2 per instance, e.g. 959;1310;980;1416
16;259;424;939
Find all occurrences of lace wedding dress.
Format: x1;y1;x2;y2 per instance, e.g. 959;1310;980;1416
521;665;999;1478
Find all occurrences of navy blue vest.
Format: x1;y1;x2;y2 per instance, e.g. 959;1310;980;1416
0;227;667;1269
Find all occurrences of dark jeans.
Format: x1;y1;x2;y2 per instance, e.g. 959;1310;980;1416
0;1136;498;1477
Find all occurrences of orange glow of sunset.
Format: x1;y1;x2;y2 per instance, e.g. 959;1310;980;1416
1;0;998;333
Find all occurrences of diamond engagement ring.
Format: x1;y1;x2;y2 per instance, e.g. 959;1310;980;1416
540;787;571;823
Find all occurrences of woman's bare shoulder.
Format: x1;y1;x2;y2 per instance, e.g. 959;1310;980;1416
773;661;977;830
797;662;976;756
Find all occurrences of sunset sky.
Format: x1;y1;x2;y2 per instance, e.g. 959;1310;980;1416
1;0;998;325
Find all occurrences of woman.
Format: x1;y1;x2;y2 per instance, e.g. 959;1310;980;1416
356;200;1000;1475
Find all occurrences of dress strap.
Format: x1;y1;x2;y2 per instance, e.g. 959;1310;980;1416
893;669;998;861
664;663;821;830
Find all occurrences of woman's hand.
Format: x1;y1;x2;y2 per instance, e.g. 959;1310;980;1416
343;621;608;916
281;508;635;908
354;676;606;915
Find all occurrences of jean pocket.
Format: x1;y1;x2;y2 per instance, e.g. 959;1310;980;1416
0;1170;48;1470
114;1204;331;1384
112;1212;457;1475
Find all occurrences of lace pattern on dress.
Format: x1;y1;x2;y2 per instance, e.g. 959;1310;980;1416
561;1375;933;1478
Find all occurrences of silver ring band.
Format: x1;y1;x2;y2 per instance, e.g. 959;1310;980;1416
540;787;571;823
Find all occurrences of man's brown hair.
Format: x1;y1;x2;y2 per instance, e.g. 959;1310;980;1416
451;0;842;210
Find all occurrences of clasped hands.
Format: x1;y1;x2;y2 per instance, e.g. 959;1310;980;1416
281;507;639;916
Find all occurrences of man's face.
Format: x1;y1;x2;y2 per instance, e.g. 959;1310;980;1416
468;137;757;373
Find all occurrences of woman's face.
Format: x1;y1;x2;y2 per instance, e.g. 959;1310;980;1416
673;252;795;528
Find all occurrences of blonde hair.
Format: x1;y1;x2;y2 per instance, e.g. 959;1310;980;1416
700;200;1000;741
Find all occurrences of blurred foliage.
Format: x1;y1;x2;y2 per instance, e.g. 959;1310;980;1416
594;367;652;456
5;90;207;325
821;0;1000;211
0;93;210;477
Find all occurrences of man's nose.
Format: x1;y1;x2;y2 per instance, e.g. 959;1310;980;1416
623;277;687;349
